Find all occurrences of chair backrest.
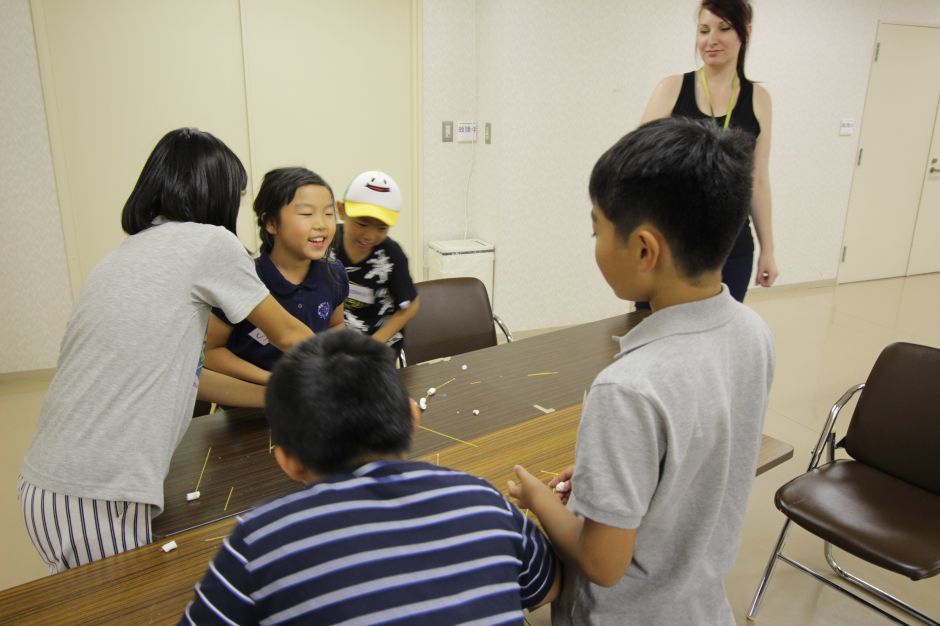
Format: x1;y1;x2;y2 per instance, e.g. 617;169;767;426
403;277;497;365
844;342;940;495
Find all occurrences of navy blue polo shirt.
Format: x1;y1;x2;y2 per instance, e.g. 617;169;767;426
213;252;349;371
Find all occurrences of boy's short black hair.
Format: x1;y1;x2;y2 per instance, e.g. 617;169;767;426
121;128;247;236
255;167;335;254
266;329;413;475
589;118;755;277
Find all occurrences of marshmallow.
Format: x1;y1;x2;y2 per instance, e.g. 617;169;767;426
555;481;570;493
472;409;480;416
186;491;201;501
427;387;437;396
418;397;428;411
161;540;178;553
461;364;468;371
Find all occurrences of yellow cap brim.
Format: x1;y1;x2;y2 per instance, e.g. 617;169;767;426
343;201;399;226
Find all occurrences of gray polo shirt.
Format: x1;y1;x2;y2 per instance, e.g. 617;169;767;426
553;286;775;625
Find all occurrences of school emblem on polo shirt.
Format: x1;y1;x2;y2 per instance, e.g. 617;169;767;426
318;302;331;320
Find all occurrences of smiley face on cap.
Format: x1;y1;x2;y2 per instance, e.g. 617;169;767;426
344;171;402;226
365;176;392;194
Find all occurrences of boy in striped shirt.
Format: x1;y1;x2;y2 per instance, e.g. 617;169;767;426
181;329;558;625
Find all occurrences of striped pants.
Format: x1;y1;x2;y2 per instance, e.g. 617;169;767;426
17;475;153;573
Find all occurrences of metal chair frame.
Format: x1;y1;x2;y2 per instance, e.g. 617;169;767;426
493;315;514;344
747;382;939;625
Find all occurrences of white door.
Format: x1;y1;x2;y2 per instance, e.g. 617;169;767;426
31;0;253;298
906;97;940;275
839;23;940;284
33;0;420;296
240;0;419;272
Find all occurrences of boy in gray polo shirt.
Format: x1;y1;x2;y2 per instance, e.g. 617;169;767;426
509;118;775;625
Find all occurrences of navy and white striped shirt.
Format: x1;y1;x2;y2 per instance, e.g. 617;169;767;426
180;460;556;625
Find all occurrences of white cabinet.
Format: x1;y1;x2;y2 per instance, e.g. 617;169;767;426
427;239;495;305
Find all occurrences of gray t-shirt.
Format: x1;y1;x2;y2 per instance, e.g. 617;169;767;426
21;221;268;514
553;286;775;626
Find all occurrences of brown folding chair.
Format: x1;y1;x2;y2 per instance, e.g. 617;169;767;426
747;342;940;625
400;277;512;366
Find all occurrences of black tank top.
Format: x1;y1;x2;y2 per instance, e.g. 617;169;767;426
672;71;758;257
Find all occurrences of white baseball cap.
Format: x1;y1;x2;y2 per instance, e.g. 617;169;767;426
343;171;402;226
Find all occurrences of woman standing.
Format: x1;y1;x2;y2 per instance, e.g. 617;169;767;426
642;0;778;301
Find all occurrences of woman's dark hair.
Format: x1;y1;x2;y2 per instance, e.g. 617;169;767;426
700;0;753;81
254;167;334;254
121;128;247;235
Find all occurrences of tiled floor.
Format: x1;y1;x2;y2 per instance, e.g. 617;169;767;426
3;274;939;625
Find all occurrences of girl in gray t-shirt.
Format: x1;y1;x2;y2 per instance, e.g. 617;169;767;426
18;129;312;572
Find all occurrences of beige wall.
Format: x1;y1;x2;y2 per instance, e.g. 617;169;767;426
2;0;417;374
0;0;72;373
240;0;419;267
421;0;940;332
6;1;940;373
32;0;257;295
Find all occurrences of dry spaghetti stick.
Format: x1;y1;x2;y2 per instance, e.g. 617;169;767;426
203;535;228;542
194;447;212;492
527;372;559;377
419;424;479;448
268;430;273;454
436;376;457;390
223;486;234;511
469;381;482;385
540;470;559;477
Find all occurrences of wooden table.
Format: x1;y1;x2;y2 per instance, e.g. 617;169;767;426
0;407;793;625
155;312;645;536
0;313;794;625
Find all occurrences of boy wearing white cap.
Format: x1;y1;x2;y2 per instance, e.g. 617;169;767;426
336;171;420;360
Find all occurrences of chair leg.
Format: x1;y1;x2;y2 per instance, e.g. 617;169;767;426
747;518;794;620
775;553;910;625
824;542;939;626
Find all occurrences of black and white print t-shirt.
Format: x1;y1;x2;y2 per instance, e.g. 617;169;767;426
335;224;417;344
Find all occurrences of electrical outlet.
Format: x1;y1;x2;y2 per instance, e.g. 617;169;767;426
484;122;491;144
456;121;477;143
442;121;453;142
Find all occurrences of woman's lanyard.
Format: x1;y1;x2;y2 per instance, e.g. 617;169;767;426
699;69;738;130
